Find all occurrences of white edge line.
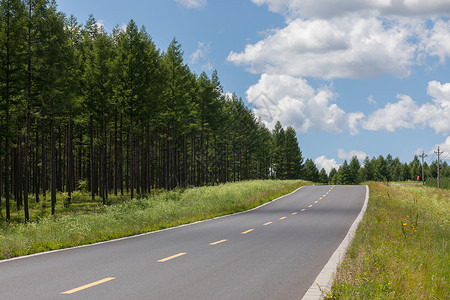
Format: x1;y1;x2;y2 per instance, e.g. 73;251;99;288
301;185;369;300
0;185;307;264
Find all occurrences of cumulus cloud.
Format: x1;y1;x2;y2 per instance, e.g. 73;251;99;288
228;16;417;79
246;74;349;133
229;1;450;80
314;156;341;174
232;0;450;137
362;81;450;135
251;0;450;19
363;94;418;132
338;149;369;160
175;0;207;9
419;19;450;64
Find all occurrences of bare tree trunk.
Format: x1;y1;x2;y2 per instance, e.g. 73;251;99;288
114;113;118;195
130;115;134;199
67;117;74;204
41;115;46;203
51;100;56;215
24;109;30;222
90;115;95;202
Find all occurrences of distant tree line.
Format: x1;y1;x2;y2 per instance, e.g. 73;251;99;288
0;0;304;222
302;154;450;186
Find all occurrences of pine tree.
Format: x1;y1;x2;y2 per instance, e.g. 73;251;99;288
272;121;286;179
284;126;303;179
318;168;328;184
0;0;26;221
303;159;319;182
348;156;361;184
337;160;350;184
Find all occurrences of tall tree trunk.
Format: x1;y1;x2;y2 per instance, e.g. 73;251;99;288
24;109;30;222
114;113;118;195
89;115;95;202
67;117;73;204
183;134;187;187
35;124;39;203
119;114;123;195
5;96;10;222
51;100;56;215
130;115;134;199
41;114;46;203
102;116;107;205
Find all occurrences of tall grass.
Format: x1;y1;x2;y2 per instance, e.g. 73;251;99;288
425;177;450;189
326;182;449;299
0;180;306;260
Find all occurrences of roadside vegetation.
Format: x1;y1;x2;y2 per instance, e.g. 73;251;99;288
0;180;307;260
425;177;450;189
326;182;449;299
0;0;304;225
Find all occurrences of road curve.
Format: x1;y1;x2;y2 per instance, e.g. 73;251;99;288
0;185;366;300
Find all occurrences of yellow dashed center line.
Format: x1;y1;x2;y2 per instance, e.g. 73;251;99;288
291;212;298;215
308;205;313;208
279;216;287;220
241;229;254;234
263;222;273;226
314;201;318;204
301;209;306;212
61;277;116;294
209;239;228;246
157;252;187;262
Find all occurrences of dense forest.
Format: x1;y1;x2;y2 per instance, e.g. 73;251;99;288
302;154;450;186
0;0;304;222
1;1;448;223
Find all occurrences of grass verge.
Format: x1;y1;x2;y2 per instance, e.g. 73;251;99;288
326;182;449;299
0;180;307;260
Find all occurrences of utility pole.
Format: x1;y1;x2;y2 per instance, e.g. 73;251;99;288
434;146;443;189
419;151;427;185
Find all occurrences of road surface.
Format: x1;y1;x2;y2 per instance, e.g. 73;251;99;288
0;185;366;299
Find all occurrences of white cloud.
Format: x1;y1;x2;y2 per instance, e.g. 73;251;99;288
419;19;450;64
314;156;341;174
246;74;348;133
347;112;365;135
228;16;416;79
230;1;450;80
251;0;450;19
175;0;207;9
363;94;418;132
361;81;450;135
190;41;210;64
338;149;369;160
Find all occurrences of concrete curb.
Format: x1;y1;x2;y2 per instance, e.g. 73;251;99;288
301;185;369;300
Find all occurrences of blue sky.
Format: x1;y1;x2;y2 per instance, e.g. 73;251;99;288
56;0;450;173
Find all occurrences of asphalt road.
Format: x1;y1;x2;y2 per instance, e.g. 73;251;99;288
0;185;366;300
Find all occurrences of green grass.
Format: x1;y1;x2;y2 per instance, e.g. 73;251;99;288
0;180;307;260
0;190;149;224
326;182;449;300
425;177;450;189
